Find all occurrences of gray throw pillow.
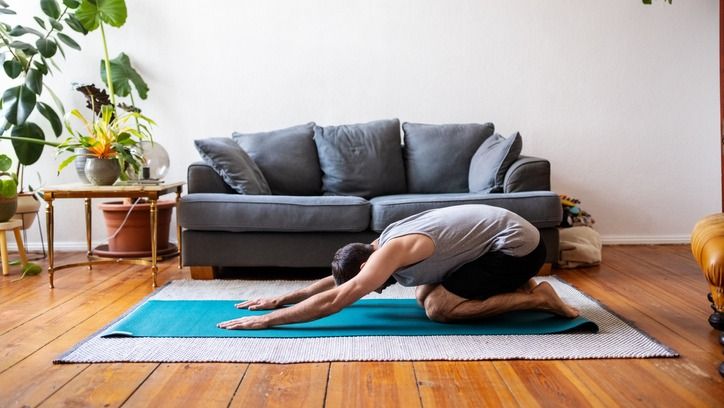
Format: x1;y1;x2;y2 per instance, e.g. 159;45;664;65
194;138;271;195
313;119;406;198
232;123;322;195
468;132;523;193
402;122;495;193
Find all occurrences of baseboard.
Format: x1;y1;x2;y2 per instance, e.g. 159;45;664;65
6;241;178;252
600;235;690;245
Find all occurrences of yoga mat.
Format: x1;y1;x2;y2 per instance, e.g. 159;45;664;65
102;299;598;338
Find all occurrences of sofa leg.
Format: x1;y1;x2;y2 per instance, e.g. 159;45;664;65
190;266;215;280
537;263;553;276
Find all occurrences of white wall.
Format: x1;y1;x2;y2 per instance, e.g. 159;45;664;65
2;0;720;249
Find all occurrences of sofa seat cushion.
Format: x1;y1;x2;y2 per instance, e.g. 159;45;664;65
179;194;371;232
369;192;562;232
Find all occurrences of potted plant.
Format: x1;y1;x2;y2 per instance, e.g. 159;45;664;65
0;153;18;222
0;0;87;231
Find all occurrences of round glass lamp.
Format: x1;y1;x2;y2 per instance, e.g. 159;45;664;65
137;141;170;181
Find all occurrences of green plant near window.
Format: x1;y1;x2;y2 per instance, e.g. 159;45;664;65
0;0;87;189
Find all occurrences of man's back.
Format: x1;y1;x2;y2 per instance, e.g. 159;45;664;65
379;205;539;286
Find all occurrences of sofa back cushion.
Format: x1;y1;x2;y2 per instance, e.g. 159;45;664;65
314;119;406;198
194;138;271;195
469;132;523;193
233;123;322;195
402;122;495;193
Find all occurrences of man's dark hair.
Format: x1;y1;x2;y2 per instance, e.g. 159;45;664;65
331;243;375;285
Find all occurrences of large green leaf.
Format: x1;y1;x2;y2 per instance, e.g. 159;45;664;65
2;86;36;125
0;154;10;171
3;59;22;78
56;32;80;50
36;102;62;137
9;25;43;37
40;0;61;20
36;38;58;58
25;69;43;95
100;52;148;99
76;0;127;31
63;0;81;8
0;179;17;198
11;122;45;165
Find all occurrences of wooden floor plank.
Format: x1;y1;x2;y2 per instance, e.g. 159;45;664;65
36;362;159;408
229;363;327;408
414;361;519;407
325;362;421;408
124;363;247;407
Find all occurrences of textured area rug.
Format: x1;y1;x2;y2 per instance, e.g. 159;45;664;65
55;277;677;363
101;299;598;338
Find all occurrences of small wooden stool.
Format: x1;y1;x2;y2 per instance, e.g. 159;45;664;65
0;219;28;276
691;213;724;377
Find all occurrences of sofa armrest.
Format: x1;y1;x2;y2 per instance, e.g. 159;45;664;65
503;156;551;193
187;162;236;194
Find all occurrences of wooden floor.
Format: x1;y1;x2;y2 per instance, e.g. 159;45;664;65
0;245;723;407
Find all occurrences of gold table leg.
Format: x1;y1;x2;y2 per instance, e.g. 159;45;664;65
46;198;54;289
85;198;92;270
150;198;158;288
176;187;182;269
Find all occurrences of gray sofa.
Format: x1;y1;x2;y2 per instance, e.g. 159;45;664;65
178;119;562;279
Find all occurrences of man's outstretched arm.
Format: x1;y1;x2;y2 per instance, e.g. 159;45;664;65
235;276;336;310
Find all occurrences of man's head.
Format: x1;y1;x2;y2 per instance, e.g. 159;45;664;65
331;242;397;293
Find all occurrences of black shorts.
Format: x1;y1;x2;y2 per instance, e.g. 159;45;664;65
441;240;546;300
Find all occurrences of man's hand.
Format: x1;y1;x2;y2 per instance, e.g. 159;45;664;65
217;315;270;330
235;297;281;310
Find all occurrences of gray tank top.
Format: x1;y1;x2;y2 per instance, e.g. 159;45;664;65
378;204;540;286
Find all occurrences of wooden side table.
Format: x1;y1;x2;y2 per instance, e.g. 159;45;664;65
41;182;185;289
0;219;28;276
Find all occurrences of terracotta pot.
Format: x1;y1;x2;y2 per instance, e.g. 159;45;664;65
11;192;41;230
0;195;17;222
98;200;175;255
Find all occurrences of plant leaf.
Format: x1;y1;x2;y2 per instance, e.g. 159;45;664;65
0;154;10;171
11;122;45;165
56;32;80;50
9;41;34;51
37;102;62;136
100;52;149;99
2;86;37;125
76;0;127;31
34;16;47;30
22;263;42;276
63;0;81;8
55;38;66;58
49;18;63;31
0;179;17;197
64;14;87;34
0;1;10;8
25;69;43;95
44;83;65;116
0;9;16;15
3;59;22;78
9;25;44;37
33;60;49;75
36;38;57;58
41;0;61;19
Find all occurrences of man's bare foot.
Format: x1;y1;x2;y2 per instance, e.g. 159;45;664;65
532;282;580;318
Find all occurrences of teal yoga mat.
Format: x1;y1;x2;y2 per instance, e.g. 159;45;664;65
102;299;598;338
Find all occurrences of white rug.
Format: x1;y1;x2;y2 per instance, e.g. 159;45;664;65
55;276;677;363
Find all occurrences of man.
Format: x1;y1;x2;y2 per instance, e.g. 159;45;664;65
218;204;579;330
